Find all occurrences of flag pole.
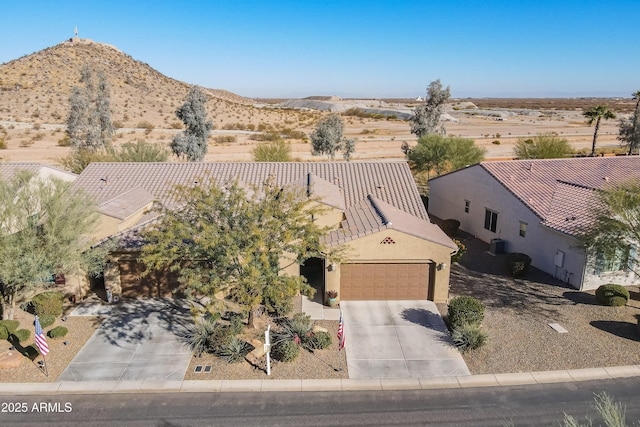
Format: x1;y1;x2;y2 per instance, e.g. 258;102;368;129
41;355;49;377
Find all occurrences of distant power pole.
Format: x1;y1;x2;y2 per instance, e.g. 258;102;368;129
74;26;78;38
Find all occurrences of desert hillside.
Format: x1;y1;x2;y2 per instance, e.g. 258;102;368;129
0;38;632;165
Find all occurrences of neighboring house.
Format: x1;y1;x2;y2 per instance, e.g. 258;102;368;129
428;157;640;290
72;162;457;303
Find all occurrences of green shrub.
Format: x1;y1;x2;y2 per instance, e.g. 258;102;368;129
219;337;253;364
307;331;332;350
273;313;313;346
451;239;466;263
39;314;56;329
47;326;68;339
492;140;501;145
184;319;218;357
11;329;31;343
0;320;20;340
272;340;299;362
442;219;461;237
452;323;488;353
448;296;485;330
228;313;245;335
31;291;64;317
0;138;7;149
595;284;630;307
505;252;532;278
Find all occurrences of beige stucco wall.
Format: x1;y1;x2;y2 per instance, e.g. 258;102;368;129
92;205;153;243
325;229;454;303
310;202;343;229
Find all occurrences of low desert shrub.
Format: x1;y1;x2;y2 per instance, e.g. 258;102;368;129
452;323;488;353
451;239;466;263
442;219;461;237
447;296;485;330
273;313;313;346
219;337;253;364
307;331;332;350
0;138;7;149
31;291;64;317
183;319;218;357
272;340;300;362
57;135;72;147
48;326;68;339
38;314;56;329
11;329;31;343
505;252;532;278
595;284;629;307
0;320;20;340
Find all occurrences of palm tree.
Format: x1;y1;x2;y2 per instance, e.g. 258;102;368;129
629;90;640;155
584;105;616;156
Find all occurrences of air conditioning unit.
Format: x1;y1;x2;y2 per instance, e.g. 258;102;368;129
489;238;505;255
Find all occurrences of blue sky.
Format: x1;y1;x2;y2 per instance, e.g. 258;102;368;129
2;1;638;98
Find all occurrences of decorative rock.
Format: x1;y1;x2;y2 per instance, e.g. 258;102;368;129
312;325;328;334
249;340;266;358
0;350;23;369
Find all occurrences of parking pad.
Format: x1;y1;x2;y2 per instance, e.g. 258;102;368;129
341;300;470;379
59;299;193;381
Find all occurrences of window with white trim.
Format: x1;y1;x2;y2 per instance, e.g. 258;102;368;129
464;200;470;213
519;221;527;237
484;209;498;233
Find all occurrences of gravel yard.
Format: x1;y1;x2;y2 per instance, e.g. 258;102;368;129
446;235;640;374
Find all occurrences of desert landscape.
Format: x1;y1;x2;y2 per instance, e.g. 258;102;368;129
0;38;634;167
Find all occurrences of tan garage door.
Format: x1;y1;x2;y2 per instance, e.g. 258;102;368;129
119;260;179;298
340;263;431;300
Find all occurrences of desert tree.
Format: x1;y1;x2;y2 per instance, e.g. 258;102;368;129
513;133;573;159
410;79;451;138
0;171;109;319
140;176;344;327
580;179;640;276
66;65;114;151
402;135;485;179
618;90;640;155
583;105;616;157
310;114;356;161
170;86;213;161
252;139;292;162
59;140;169;174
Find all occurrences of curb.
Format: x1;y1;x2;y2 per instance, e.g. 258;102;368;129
2;365;640;395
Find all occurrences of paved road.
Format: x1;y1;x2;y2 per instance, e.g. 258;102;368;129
2;378;639;426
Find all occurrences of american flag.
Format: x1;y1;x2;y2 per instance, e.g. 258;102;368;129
34;316;49;357
337;310;345;350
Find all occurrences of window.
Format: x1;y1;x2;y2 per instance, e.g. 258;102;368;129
594;245;636;274
519;222;527;237
464;200;470;213
484;209;498;233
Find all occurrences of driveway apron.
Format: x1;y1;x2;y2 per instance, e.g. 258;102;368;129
59;299;192;382
340;300;470;379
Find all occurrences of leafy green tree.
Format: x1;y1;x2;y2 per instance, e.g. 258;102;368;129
513;133;573;159
410;79;451;138
252;139;292;162
618;90;640;155
402;135;485;179
140;177;344;327
580;180;640;276
0;171;109;319
171;86;213;161
310;114;356;161
584;105;616;157
66;65;114;151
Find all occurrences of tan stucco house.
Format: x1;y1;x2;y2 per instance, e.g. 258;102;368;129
73;162;457;303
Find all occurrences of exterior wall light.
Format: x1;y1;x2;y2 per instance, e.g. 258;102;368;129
437;263;447;271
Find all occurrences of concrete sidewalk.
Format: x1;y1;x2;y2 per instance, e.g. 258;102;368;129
3;365;640;395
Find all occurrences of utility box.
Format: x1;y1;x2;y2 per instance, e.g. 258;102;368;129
489;238;505;255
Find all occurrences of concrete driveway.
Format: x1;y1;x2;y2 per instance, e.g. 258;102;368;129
59;299;193;382
340;300;470;379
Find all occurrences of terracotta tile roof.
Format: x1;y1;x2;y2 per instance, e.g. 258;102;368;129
74;162;428;219
478;157;640;235
74;161;453;250
0;163;77;181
